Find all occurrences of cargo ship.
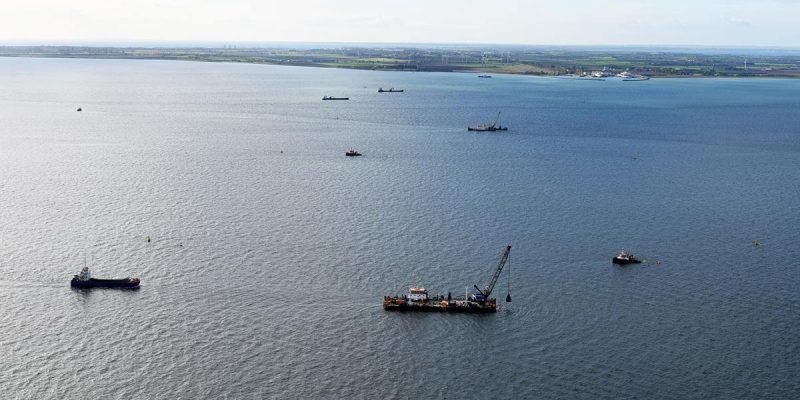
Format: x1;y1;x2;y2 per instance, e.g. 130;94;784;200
322;96;349;100
70;266;140;289
383;245;512;313
378;88;404;93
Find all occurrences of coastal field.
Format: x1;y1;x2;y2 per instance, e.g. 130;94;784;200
2;45;799;78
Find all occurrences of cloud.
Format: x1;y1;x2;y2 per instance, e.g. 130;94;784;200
307;14;404;28
724;16;752;26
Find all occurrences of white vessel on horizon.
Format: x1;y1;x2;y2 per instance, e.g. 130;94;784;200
617;70;650;81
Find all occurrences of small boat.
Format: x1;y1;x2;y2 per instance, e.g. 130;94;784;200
322;96;349;100
378;88;404;93
70;266;140;289
468;112;508;132
345;149;362;157
76;107;82;112
477;75;492;78
612;250;642;265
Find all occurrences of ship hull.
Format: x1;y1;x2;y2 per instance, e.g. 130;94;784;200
612;257;641;265
383;299;496;313
467;127;508;132
71;277;140;289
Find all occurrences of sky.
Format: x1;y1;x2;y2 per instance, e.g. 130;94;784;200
1;0;799;47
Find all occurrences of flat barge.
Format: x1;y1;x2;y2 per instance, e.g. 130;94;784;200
468;112;508;132
384;290;498;313
383;245;511;314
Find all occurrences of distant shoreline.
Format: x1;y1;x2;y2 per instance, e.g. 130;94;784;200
2;45;799;79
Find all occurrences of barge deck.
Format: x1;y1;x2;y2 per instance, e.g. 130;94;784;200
383;295;497;313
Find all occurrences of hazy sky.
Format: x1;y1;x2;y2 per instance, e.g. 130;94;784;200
1;0;798;46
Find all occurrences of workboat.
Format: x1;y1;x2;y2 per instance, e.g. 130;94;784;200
468;112;508;132
322;96;349;100
378;88;404;93
70;266;140;289
384;245;512;313
345;149;362;156
612;250;642;265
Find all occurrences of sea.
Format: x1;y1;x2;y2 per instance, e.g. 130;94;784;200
0;57;798;399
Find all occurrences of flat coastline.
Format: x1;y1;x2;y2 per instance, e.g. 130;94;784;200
2;45;799;78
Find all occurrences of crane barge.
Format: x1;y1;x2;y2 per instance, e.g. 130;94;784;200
383;245;512;313
467;112;508;132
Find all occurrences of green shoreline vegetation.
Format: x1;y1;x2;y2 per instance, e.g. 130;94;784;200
2;45;799;78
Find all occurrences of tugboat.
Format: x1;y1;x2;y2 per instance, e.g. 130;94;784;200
70;266;140;289
468;112;508;132
322;96;349;100
378;88;404;93
612;250;642;265
345;149;362;157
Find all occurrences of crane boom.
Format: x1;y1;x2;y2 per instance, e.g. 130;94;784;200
475;245;511;298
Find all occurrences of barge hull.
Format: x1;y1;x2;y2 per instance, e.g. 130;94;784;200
383;299;497;313
71;278;140;289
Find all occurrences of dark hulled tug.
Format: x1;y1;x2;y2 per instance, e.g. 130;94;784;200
612;250;642;265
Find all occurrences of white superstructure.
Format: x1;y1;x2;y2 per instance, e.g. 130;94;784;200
407;287;428;302
78;267;91;281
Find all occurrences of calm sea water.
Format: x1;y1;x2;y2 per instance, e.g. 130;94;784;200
1;57;799;399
